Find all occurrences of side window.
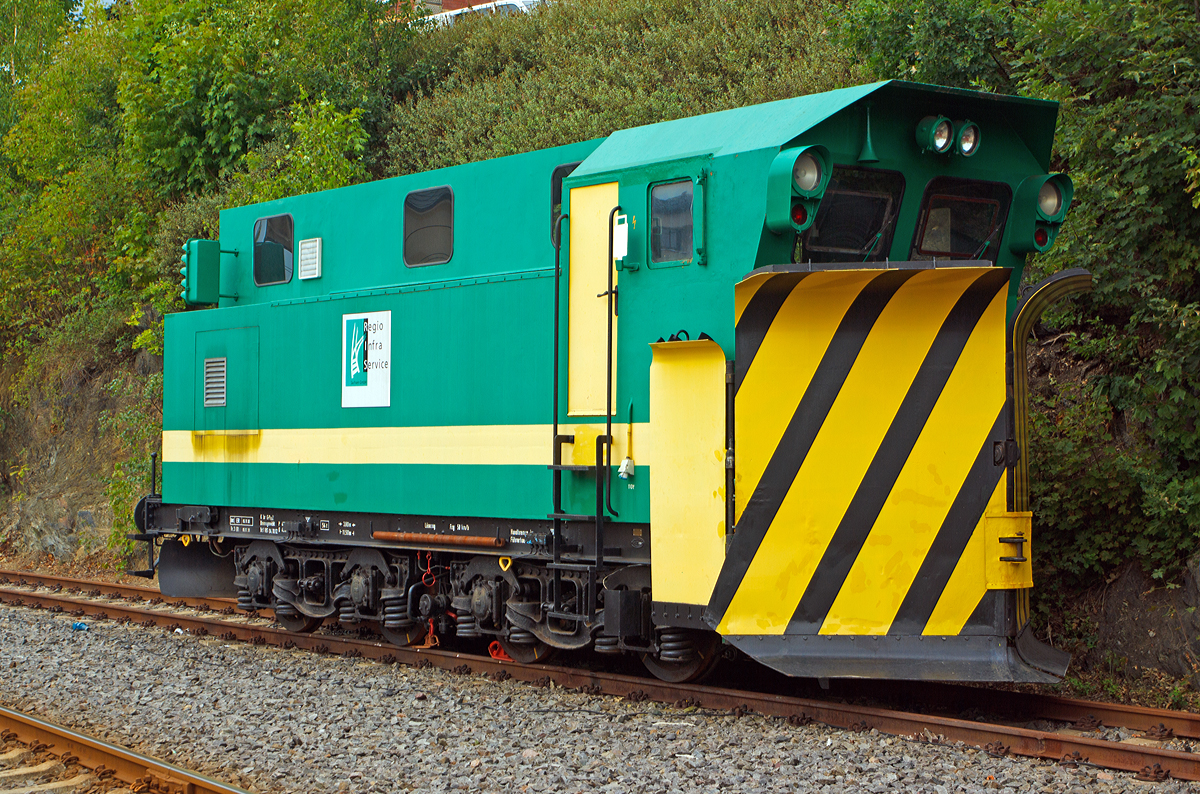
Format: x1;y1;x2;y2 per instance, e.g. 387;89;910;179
649;180;693;264
910;177;1012;262
550;161;581;243
404;186;453;266
253;214;294;285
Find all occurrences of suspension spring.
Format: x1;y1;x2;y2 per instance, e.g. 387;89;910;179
507;628;537;645
236;589;255;612
456;613;481;638
657;629;697;663
381;595;414;630
594;634;620;654
337;601;359;625
273;601;299;619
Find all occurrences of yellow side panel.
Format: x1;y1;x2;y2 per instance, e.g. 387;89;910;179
649;339;727;605
985;510;1033;589
568;182;619;417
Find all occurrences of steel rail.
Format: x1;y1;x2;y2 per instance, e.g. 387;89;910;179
0;585;1195;782
6;571;1195;741
0;704;250;794
0;570;251;614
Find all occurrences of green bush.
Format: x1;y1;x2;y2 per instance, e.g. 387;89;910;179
841;0;1200;588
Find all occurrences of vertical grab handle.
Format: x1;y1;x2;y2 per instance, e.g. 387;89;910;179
603;206;622;520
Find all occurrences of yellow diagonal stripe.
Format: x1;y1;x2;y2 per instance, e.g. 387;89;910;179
924;473;1007;636
720;269;979;634
820;285;1007;635
734;271;871;522
733;272;774;326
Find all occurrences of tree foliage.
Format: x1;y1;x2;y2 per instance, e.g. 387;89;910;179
842;0;1200;587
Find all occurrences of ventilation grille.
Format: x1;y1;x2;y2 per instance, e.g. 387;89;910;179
203;358;227;407
298;237;322;280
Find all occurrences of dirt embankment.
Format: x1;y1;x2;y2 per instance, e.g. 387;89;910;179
0;352;157;579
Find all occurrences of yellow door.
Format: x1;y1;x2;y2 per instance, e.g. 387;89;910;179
567;182;619;416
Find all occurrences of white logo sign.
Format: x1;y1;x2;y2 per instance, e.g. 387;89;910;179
341;310;391;408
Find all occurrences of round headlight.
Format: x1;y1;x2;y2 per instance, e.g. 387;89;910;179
959;123;980;156
933;120;953;153
792;153;822;193
1037;182;1062;218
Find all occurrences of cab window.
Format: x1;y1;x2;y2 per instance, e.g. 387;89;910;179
253;214;294;286
650;180;693;264
404;186;453;266
911;177;1012;262
803;168;905;263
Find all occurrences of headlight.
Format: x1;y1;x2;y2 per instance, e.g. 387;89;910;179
916;115;954;154
792;153;822;193
958;122;980;157
932;120;952;152
1037;182;1062;217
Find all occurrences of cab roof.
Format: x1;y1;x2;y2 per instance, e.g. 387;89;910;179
570;80;1060;177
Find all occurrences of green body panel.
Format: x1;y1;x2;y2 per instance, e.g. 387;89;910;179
163;80;1062;527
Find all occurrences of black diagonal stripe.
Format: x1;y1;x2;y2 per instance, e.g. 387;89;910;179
733;273;808;395
888;411;1006;635
786;268;1011;635
705;270;918;625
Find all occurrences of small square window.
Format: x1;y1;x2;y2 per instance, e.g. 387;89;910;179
254;214;294;285
650;180;693;264
404;186;454;266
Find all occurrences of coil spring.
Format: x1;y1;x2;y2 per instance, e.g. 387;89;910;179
274;601;299;619
381;595;414;630
236;589;256;612
657;630;697;663
456;613;481;638
594;634;620;654
338;601;359;625
507;628;537;645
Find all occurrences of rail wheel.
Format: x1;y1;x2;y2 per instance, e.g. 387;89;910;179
641;629;722;683
274;610;323;634
380;621;427;647
498;629;557;664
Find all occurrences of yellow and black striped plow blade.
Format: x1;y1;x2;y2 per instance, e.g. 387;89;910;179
705;266;1066;682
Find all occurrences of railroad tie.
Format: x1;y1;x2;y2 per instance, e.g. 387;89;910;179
0;748;30;769
0;761;64;786
0;772;95;794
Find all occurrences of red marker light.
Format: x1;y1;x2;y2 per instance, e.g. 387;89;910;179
791;202;808;227
1034;228;1049;247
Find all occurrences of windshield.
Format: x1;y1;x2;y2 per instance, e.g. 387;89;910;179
802;167;905;263
910;177;1012;262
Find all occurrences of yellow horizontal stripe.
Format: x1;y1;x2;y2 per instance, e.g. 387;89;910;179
163;423;647;468
719;270;971;635
821;283;1007;635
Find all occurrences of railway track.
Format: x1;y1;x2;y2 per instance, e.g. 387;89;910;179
0;703;249;794
0;570;1194;783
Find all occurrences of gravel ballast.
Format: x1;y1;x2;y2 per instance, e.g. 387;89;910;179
0;605;1192;793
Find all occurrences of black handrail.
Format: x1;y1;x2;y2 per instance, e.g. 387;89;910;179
551;213;569;612
603;205;622;520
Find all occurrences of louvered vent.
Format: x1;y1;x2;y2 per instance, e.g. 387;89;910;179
203;358;227;407
298;237;322;280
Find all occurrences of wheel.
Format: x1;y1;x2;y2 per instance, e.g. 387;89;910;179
498;634;557;665
276;613;323;633
381;621;427;647
641;629;722;683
